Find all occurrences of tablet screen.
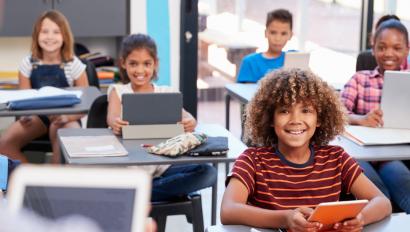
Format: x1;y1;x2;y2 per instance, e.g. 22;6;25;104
23;186;136;232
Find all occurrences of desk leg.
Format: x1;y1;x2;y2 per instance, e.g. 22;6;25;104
211;162;218;225
60;148;66;164
225;94;231;130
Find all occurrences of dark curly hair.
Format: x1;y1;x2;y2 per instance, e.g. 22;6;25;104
244;68;346;146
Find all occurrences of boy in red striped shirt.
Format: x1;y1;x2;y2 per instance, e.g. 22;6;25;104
221;69;391;232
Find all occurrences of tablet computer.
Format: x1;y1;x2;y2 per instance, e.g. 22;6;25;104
122;92;182;125
283;52;310;69
381;71;410;129
7;165;151;232
308;199;368;226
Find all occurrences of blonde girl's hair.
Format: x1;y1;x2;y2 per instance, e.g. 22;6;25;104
31;10;74;62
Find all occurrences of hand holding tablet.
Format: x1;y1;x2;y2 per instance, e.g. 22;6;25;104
308;200;368;231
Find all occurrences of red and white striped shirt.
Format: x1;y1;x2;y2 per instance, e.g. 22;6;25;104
229;145;362;210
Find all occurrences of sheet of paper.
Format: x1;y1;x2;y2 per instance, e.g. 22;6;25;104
60;135;128;157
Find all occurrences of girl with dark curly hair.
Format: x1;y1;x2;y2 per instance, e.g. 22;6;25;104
221;69;391;231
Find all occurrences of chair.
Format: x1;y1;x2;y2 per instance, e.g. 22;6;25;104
356;49;377;71
86;94;108;128
150;193;204;232
22;60;100;158
86;96;205;232
82;59;100;89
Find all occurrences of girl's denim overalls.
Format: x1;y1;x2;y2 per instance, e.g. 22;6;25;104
30;58;69;127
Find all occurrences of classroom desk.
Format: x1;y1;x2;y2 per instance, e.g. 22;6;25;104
57;123;247;225
224;83;257;130
0;86;101;117
331;136;410;161
206;213;410;232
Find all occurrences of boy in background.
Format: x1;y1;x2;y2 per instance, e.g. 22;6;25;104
236;9;293;83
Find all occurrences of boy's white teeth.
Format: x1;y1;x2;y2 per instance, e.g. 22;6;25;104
136;76;145;81
287;130;304;135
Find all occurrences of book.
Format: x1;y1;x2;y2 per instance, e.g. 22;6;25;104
60;135;128;158
344;125;410;146
308;200;368;231
0;86;82;104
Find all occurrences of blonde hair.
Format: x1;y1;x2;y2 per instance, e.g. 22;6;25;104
31;10;74;62
245;68;347;146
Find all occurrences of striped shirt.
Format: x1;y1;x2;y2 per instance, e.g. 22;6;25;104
341;67;410;115
229;145;362;210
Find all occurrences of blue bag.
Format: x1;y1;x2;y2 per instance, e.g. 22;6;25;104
0;155;21;190
7;94;81;110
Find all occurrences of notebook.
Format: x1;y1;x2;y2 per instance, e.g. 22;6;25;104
7;165;151;232
381;71;410;129
60;135;128;157
283;52;310;69
344;125;410;146
122;92;182;125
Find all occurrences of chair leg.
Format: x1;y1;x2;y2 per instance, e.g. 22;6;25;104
191;195;204;232
153;215;167;232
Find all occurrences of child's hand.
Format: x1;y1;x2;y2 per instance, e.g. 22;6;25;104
19;116;32;127
179;118;196;132
111;117;129;135
333;213;364;232
50;115;70;126
286;207;322;232
360;108;383;127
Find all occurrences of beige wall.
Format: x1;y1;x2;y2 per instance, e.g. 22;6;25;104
0;37;30;72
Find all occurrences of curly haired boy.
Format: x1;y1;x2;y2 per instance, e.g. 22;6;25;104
221;68;391;232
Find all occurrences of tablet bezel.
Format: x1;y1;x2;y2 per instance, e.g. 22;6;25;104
7;165;151;232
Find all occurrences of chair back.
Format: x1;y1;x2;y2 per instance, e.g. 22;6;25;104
356;50;377;71
82;59;100;89
86;94;108;128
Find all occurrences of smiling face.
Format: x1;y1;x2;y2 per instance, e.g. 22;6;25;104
272;102;319;155
265;20;292;57
121;48;158;91
38;18;63;56
373;28;409;73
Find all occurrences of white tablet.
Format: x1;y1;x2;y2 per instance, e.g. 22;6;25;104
283;52;310;69
7;165;151;232
381;71;410;129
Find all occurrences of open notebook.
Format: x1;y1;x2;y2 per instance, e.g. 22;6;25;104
60;135;128;157
344;126;410;146
7;165;151;232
